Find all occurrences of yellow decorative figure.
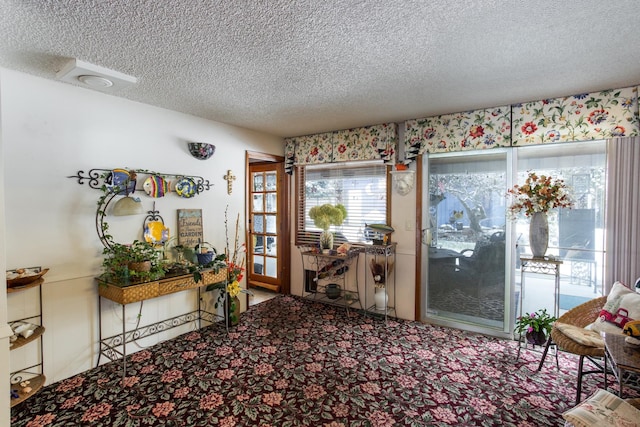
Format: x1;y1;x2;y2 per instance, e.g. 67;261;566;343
623;320;640;345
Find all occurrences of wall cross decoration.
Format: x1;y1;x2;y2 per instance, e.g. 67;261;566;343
223;170;236;195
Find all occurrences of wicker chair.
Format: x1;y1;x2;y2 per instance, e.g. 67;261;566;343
539;296;607;404
628;398;640;409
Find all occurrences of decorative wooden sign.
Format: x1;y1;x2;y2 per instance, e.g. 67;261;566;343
177;209;203;248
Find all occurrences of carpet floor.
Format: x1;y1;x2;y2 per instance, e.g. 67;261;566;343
11;295;638;426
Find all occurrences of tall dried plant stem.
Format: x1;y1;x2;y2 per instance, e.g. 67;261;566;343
224;206;230;261
233;212;240;266
224;205;245;270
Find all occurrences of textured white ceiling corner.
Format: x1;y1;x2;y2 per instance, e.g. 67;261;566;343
1;0;639;138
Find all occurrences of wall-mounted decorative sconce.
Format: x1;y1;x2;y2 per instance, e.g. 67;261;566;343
390;170;415;196
223;170;236;195
112;195;143;216
187;142;216;160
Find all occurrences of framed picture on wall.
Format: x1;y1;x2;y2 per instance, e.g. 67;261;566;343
177;209;203;248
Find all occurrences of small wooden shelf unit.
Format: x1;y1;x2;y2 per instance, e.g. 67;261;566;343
8;276;47;407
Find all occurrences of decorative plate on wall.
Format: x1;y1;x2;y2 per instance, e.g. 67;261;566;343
143;175;169;198
144;221;169;245
107;168;136;195
175;177;197;198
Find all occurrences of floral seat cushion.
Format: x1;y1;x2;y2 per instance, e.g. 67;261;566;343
563;389;640;427
554;322;604;348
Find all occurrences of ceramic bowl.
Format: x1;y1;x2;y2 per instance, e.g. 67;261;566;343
6;268;49;287
325;283;341;299
187;142;216;160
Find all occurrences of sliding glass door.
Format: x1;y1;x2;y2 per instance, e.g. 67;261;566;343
515;141;606;317
421;141;606;337
423;150;511;332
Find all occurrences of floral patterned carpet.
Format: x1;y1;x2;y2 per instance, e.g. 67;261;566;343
11;295;636;426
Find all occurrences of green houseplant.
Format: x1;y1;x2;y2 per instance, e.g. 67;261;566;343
308;203;347;251
515;308;557;346
101;240;165;284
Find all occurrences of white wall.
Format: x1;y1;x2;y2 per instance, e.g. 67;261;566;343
1;68;420;424
389;170;418;320
0;69;11;427
1;68;283;400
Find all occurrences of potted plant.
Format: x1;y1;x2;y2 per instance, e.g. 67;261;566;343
308;203;347;252
194;241;216;265
101;240;165;284
164;240;192;275
515;308;557;346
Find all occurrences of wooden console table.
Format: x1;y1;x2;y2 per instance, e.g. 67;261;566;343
96;269;227;378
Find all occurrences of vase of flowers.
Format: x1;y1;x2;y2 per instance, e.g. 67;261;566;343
374;288;388;311
515;308;557;346
369;258;394;311
319;230;334;253
309;204;347;253
223;207;253;326
225;281;243;326
528;212;548;258
507;171;573;258
202;207;252;326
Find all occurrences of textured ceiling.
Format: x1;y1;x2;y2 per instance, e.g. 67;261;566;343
1;1;640;138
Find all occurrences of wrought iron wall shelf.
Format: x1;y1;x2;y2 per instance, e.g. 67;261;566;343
68;168;213;248
67;168;212;195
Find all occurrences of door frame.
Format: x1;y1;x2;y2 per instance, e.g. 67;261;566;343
417;149;514;339
245;151;290;294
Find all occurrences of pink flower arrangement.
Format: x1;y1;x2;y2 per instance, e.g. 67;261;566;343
515;309;557;335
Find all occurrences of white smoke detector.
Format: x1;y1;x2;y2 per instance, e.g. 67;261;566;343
56;58;137;90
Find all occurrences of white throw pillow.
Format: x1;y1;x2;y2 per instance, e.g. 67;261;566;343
588;281;640;335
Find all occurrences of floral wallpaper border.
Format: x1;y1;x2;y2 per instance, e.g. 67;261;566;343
512;86;638;145
284;85;639;172
404;106;511;160
284;123;397;174
403;85;639;162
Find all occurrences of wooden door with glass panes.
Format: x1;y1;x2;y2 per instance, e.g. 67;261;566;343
248;163;283;291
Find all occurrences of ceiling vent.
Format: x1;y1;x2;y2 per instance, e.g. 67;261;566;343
56;58;137;90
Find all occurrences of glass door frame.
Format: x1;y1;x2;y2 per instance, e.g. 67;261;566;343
245;151;289;294
420;148;514;339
